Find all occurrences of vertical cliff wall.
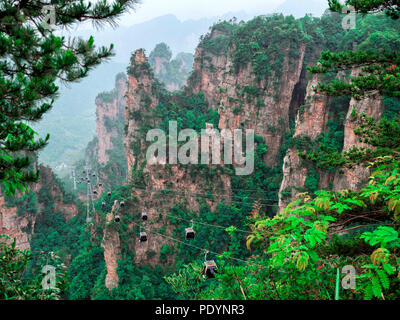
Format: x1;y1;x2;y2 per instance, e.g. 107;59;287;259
278;68;384;209
332;97;383;191
95;75;127;165
101;201;121;290
279;74;332;209
83;73;128;189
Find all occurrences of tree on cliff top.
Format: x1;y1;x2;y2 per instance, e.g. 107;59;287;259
149;42;173;64
0;0;138;195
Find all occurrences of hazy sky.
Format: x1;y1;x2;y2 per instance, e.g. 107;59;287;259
118;0;284;25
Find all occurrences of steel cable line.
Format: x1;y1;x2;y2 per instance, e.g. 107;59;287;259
109;192;399;237
124;168;286;196
130;221;264;268
128;183;279;202
105;194;255;235
99;186;274;233
127;184;280;207
155;211;254;235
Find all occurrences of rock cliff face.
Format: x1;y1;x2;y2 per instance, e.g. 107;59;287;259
188;29;308;166
125;49;156;172
279;74;331;209
101;201;121;290
0;165;78;250
91;75;127;165
0;196;32;250
83;73;128;190
278;68;384;209
332;95;383;191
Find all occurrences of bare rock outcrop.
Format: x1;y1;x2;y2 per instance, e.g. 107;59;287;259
332;94;383;191
101;201;121;290
94;75;127;165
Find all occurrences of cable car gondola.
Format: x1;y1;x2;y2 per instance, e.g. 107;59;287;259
203;260;218;278
185;220;195;240
139;232;147;242
120;201;125;208
141;211;148;221
203;251;217;278
185;227;195;240
114;215;120;223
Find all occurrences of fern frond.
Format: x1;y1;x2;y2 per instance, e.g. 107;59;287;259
371;276;382;298
364;283;373;300
377;269;390;290
383;263;395;275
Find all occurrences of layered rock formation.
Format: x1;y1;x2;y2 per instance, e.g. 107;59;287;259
279;74;331;209
278;69;384;209
332;95;383;191
0;196;32;250
101;201;121;290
